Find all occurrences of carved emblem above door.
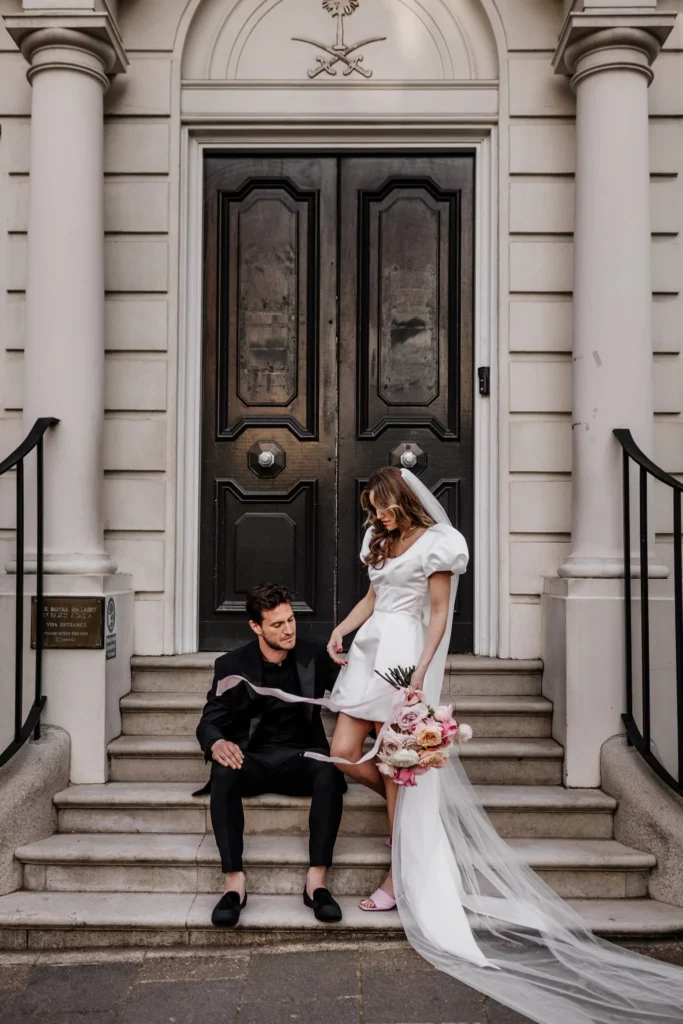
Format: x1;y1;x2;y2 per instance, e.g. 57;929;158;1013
292;0;386;79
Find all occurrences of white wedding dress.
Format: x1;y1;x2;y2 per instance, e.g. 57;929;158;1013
330;521;468;723
331;470;683;1023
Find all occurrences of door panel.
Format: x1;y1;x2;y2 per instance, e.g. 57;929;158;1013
338;155;475;652
200;156;337;648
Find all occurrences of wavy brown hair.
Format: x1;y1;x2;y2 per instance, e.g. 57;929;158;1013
361;467;435;569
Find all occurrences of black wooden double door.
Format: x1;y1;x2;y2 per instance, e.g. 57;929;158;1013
200;154;474;651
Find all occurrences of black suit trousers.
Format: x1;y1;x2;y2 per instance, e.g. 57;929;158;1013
210;746;345;874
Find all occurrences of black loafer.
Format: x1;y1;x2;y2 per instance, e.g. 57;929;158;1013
211;890;247;928
303;886;342;923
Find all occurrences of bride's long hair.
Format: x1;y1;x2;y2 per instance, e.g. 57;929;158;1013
361;466;435;568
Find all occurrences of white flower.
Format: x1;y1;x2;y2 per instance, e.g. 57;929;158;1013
388;748;420;769
458;723;473;743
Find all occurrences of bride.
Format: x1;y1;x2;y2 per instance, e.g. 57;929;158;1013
324;465;683;1023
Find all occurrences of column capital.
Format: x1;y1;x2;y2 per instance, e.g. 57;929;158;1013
553;9;675;83
4;12;128;86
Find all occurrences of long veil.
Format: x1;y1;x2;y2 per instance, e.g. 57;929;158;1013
395;469;683;1023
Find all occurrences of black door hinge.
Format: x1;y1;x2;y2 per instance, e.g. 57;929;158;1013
477;367;490;397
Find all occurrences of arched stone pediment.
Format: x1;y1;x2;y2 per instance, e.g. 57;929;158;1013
181;0;498;82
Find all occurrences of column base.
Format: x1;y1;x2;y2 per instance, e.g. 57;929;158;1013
0;573;133;784
558;555;669;579
6;551;116;575
542;576;675;788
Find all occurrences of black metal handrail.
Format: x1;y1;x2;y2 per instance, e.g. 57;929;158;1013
614;428;683;797
0;417;59;768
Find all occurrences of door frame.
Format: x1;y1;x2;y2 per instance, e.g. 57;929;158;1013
175;124;499;656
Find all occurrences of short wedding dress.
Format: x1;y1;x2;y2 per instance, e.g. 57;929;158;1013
330;522;468;722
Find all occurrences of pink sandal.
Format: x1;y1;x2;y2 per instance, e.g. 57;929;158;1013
385;835;392;848
359;887;397;912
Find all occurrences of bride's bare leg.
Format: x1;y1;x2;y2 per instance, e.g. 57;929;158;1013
330;712;385;796
360;725;398;910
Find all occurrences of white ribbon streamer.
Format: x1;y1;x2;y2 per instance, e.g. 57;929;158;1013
216;673;392;765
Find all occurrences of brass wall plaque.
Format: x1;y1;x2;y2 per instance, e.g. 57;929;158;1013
31;597;104;650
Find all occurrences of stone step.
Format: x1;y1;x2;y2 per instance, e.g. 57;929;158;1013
54;782;616;840
2;892;683;952
107;735;564;785
120;692;553;739
15;833;655;900
131;654;543;697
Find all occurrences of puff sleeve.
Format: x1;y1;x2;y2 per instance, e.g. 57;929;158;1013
421;524;469;578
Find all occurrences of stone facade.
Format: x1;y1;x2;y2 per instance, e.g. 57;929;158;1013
0;0;681;783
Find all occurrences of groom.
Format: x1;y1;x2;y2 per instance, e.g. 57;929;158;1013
196;582;346;928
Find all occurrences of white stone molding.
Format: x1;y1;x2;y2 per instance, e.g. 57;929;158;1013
174;124;499;656
551;10;675;580
181;0;498;83
4;12;128;575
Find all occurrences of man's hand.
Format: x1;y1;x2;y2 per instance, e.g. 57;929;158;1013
211;739;244;770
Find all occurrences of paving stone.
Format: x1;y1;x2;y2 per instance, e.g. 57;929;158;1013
240;950;360;1024
0;963;30;991
485;1002;534;1024
117;979;240;1024
137;951;250;982
5;963;136;1015
362;967;486;1024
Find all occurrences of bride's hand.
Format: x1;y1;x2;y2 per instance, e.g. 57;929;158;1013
408;666;427;695
327;628;347;666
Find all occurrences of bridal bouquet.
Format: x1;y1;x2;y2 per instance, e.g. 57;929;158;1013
374;666;473;787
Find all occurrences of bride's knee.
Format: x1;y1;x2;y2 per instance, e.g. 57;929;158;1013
330;737;361;762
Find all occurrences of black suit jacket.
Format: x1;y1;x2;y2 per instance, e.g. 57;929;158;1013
195;638;339;764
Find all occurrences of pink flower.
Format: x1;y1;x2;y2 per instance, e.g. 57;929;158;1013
414;721;445;748
418;749;450;770
439;720;459;742
395;702;429;732
379;728;407;759
458;723;474;743
433;705;454;723
395;768;417;787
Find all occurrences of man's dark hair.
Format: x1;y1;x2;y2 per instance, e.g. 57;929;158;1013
246;583;295;624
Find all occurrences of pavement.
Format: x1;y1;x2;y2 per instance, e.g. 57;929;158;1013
1;940;683;1024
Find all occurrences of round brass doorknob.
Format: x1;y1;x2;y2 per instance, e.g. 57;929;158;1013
400;450;418;469
258;451;276;468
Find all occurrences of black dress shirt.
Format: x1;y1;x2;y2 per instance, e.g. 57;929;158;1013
251;652;310;749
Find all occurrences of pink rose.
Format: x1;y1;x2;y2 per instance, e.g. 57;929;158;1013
395;703;429;732
433;705;454;723
458;723;474;743
395;768;417;787
379;728;407;759
439;720;459;742
414;721;444;748
418;749;450;770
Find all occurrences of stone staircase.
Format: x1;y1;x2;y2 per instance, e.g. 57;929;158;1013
2;654;683;951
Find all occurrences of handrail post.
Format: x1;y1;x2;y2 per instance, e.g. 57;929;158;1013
639;466;651;751
14;459;24;743
674;489;683;785
35;436;45;740
622;449;633;725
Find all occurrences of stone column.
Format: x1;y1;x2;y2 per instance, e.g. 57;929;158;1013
5;15;126;573
1;11;132;784
557;23;669;579
543;8;676;787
